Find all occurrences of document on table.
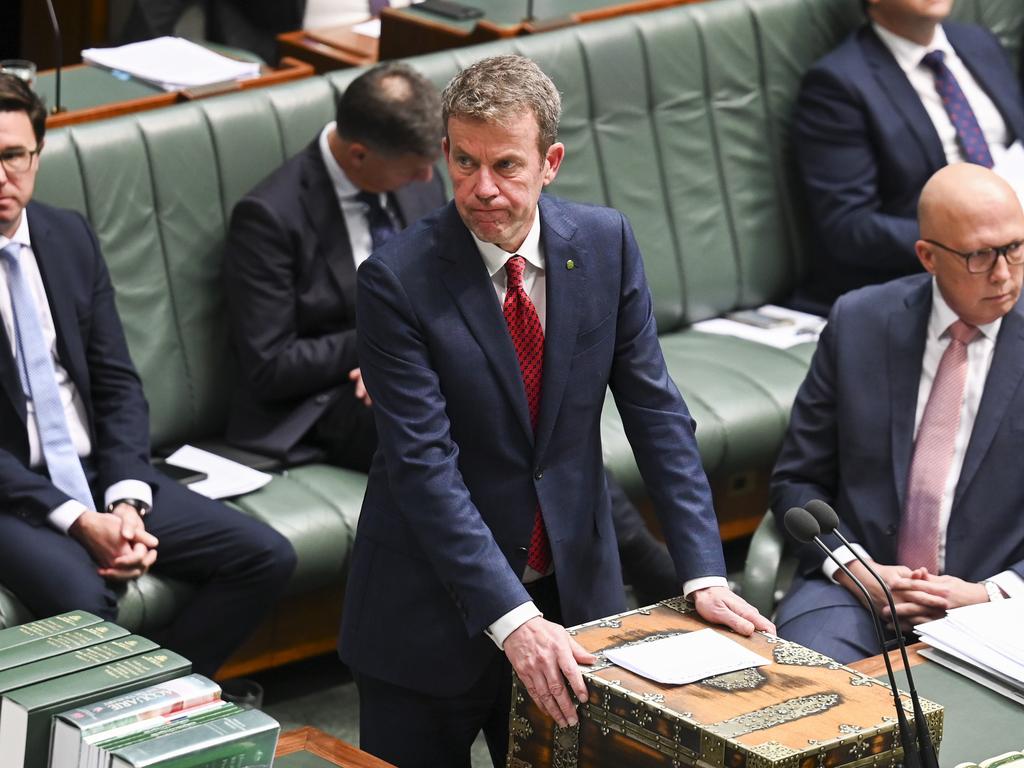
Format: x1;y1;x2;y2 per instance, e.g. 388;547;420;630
82;37;261;91
165;445;272;500
692;305;826;349
603;628;771;685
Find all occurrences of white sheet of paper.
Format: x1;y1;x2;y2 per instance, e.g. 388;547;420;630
692;304;825;349
165;445;272;500
994;140;1024;210
603;628;771;685
351;19;382;38
82;37;260;91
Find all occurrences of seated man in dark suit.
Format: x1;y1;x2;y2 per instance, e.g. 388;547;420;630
794;0;1024;312
0;74;296;676
224;61;446;471
773;163;1024;663
223;61;681;605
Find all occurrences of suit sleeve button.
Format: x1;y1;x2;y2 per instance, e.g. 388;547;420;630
534;470;543;480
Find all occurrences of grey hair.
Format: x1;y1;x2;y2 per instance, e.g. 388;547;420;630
441;54;561;154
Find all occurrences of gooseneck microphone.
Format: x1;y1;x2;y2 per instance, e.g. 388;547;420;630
803;500;939;768
784;507;922;768
44;0;63;113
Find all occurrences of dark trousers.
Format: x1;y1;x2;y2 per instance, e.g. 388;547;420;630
775;576;883;664
0;473;296;676
310;382;378;474
356;576;561;768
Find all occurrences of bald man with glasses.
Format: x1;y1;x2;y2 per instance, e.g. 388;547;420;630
771;163;1024;664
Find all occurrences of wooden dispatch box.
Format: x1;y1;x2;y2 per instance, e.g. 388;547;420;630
507;599;943;768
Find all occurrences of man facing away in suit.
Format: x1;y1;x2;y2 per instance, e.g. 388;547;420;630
224;60;682;605
773;163;1024;664
224;62;445;471
338;54;775;768
0;74;296;676
792;0;1024;313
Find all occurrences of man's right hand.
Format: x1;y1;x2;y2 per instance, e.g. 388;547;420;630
68;510;156;581
503;616;597;728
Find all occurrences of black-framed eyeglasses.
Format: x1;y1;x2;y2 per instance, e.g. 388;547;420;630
924;238;1024;274
0;146;41;175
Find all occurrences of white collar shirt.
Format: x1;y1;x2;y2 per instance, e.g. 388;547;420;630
873;23;1011;167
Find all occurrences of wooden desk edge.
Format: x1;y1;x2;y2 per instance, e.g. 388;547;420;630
276;726;396;767
848;642;927;678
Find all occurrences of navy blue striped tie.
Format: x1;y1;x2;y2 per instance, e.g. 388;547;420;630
921;50;994;168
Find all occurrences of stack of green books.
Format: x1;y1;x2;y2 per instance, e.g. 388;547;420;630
0;612;281;768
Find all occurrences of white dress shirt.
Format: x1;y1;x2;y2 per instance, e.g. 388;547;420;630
319;121;397;269
0;211;150;532
825;282;1023;598
473;208;727;648
873;23;1011;167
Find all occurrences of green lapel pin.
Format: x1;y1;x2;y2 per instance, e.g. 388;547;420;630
566;259;576;270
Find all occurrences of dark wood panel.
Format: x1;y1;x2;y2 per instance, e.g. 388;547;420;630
19;0;109;69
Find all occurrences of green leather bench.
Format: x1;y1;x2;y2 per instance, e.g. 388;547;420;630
2;0;1020;670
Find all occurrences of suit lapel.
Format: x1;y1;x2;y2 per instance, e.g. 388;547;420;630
861;27;946;172
888;280;932;513
948;25;1024;146
534;198;584;462
391;174;442;230
953;303;1024;507
0;305;23;421
438;205;534;444
302;144;357;306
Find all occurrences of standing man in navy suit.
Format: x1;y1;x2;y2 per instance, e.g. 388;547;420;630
773;164;1024;664
793;0;1024;311
0;74;295;677
224;62;445;470
339;55;774;768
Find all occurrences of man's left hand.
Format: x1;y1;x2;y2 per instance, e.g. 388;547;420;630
878;572;988;631
349;368;372;407
691;585;776;636
101;503;159;579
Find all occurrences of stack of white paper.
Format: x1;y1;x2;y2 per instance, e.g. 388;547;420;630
82;37;261;91
692;304;826;349
603;628;771;685
165;445;272;500
916;600;1024;704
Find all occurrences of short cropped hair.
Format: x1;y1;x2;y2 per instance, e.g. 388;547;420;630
0;74;46;145
335;62;442;158
441;54;561;155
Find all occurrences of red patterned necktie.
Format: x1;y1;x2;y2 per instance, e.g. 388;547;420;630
898;319;979;573
503;255;552;573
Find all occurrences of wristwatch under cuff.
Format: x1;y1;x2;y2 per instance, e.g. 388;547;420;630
983;580;1005;602
106;498;150;517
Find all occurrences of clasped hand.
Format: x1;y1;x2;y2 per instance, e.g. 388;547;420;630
837;560;988;632
69;504;159;581
503;587;774;729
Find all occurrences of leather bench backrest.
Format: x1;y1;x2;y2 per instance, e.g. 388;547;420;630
31;0;1023;446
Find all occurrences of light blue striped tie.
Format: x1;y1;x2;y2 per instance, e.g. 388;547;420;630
2;243;93;507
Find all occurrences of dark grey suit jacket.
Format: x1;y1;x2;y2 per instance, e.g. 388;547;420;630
223;139;445;458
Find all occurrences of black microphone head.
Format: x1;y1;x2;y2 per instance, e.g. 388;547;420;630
784;507;821;543
804;499;840;533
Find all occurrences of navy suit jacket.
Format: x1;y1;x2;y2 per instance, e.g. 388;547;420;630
795;23;1024;309
0;203;156;523
772;274;1024;584
223;140;445;457
338;196;725;695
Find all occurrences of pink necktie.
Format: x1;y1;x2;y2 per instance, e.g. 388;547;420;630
899;319;979;573
503;256;551;574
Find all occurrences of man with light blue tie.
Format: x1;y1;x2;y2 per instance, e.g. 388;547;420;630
792;0;1024;312
0;74;296;677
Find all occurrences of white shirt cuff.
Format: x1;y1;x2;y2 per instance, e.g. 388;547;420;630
48;500;89;534
987;571;1024;599
104;480;153;512
822;543;871;583
486;601;542;650
682;576;727;598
